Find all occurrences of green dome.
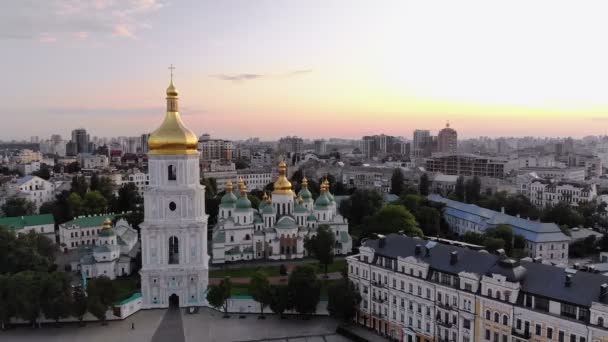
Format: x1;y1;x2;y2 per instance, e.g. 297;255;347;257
236;195;252;209
314;193;330;208
299;188;312;200
221;191;238;205
307;214;317;221
327;192;335;202
262;204;274;214
259;199;267;210
294;203;307;213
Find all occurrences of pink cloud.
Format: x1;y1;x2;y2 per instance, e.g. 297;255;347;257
39;35;57;43
112;24;135;38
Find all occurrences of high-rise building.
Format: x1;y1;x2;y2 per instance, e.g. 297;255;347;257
278;136;303;153
71;128;90;154
197;134;234;162
140;75;209;309
413;129;431;157
140;133;150;154
437;122;458;153
314;139;327;155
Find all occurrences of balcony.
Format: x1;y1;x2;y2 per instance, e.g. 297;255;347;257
438;302;452;310
512;329;531;340
371;280;385;288
372;296;386;304
437;320;453;328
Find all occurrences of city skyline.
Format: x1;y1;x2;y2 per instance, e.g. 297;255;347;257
4;0;608;140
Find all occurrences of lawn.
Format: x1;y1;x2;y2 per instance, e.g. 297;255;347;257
211;259;346;279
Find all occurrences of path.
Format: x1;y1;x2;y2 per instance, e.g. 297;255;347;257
151;307;185;342
209;256;345;271
209;272;343;285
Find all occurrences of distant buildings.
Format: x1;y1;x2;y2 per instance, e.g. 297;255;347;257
428;194;570;265
314;139;327;155
425;153;507;179
2;175;55;212
437;122;458;153
361;134;405;159
278;136;304;154
71;128;91;155
518;166;586;182
526;180;597;208
198;133;234;162
413;129;431;157
341;166;394;193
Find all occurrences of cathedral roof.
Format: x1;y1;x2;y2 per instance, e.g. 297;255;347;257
275;216;298;229
272;161;293;195
221;181;238;205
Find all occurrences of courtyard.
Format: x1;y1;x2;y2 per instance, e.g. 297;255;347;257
1;308;351;342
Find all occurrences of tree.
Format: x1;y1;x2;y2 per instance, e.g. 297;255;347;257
115;183;142;213
462;231;485;245
541;202;584;228
338;189;384;226
0;274;15;330
90;173;100;192
235;158;250;169
51;190;72;224
72;286;88;326
485;224;514;253
13;271;46;327
327;279;362;322
83;191;107;214
483;237;505;252
38;201;55;215
70;176;88;198
304;225;335;276
41;272;72;325
65;162;81;174
366;205;423;237
269;285;290;318
390;169;405;196
454;176;465;201
287;265;321;316
1;197;35;217
416;206;441;237
419;173;430;196
249;271;272;318
87;276;115;325
207;278;232;317
201;177;218;198
32;166;51;180
464;176;481;203
87;297;107;325
67;193;83;218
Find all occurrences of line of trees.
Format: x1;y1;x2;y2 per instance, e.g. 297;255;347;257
0;226;117;328
207;265;361;320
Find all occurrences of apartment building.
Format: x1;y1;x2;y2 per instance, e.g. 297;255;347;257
347;234;608;342
528;180;597;208
425;154;507;179
518;166;586;182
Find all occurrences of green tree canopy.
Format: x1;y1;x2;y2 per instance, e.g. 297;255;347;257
419;173;430;196
366;205;423;237
249;271;272;317
83;191;107;215
288;265;321;316
269;285;290;317
1;197;35;217
338;189;384;227
390;168;405;196
207;277;232;317
327;279;362;322
304;225;335;276
67;192;83;218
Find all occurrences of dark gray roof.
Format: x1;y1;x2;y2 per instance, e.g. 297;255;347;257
364;234;608;307
364;234;499;275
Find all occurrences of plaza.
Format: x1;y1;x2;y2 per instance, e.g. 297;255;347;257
2;308;350;342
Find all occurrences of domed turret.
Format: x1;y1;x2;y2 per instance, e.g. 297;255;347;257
235;178;252;209
147;70;198;155
314;181;331;209
299;177;312;200
221;180;238;205
98;217;116;237
272;161;293;195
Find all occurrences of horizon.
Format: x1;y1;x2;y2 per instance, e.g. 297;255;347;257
3;0;608;140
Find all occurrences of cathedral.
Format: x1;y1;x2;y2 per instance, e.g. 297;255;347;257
211;162;352;264
140;75;209;308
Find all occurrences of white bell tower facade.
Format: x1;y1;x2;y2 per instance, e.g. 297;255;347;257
140;70;209;308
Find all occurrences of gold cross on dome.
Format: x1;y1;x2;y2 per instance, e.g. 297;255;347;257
168;64;175;81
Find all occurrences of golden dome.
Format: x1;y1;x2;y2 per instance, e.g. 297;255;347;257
225;180;233;192
103;217;112;228
272;161;293;195
147;76;198;155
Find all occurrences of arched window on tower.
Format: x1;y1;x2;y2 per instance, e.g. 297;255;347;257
168;165;177;181
169;236;179;264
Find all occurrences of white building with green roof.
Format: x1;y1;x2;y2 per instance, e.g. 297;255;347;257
0;213;55;240
212;162;352;264
59;214;118;251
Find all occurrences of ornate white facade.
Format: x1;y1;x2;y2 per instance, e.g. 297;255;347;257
140;76;209;308
212;163;352;264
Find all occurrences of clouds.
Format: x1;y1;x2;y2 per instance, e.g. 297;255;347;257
0;0;164;42
211;70;312;82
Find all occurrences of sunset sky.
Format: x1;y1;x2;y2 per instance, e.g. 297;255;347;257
3;0;608;140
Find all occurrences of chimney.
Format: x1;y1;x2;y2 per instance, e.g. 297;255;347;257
565;274;572;287
378;234;386;248
496;249;506;257
516;214;520;218
533;256;542;263
501;207;505;214
573;263;580;270
601;284;608;300
415;244;422;255
450;251;458;265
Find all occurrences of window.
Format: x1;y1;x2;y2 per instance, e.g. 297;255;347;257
485;329;490;340
559;331;565;342
417;286;421;295
516;319;522;330
547;328;553;339
502;315;508;325
488;288;492;297
535;296;549;311
561;304;577;319
599;317;605;327
486;310;491;320
536;324;541;336
168;236;179;264
169;202;177;211
463;319;471;329
168;165;176;180
494;312;499;323
570;334;576;342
